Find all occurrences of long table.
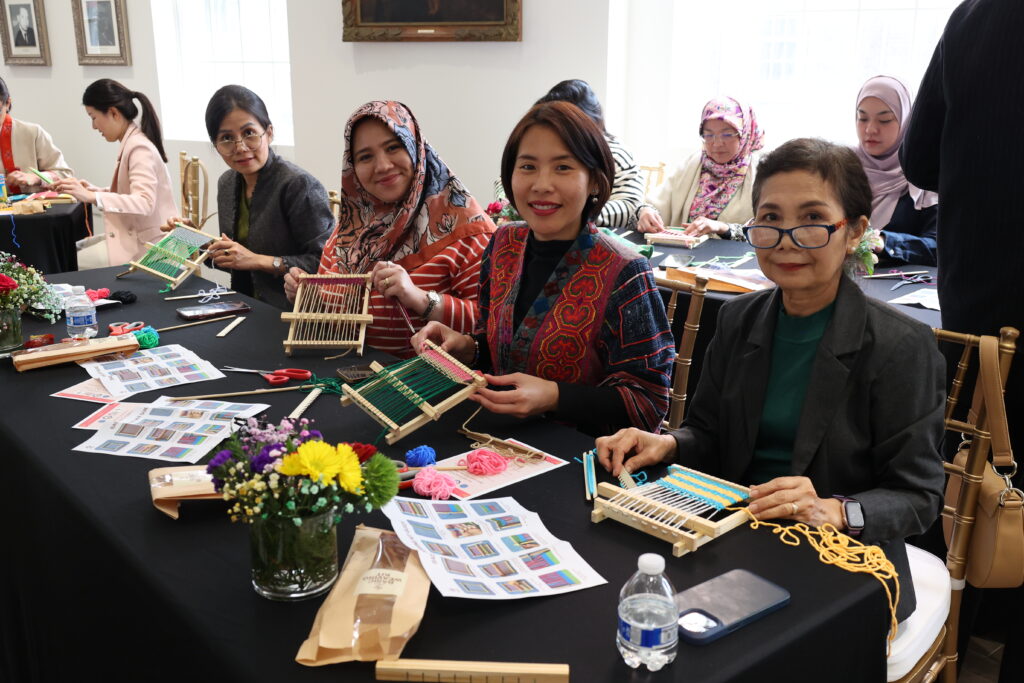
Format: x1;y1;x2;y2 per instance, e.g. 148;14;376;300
1;267;889;682
0;202;93;274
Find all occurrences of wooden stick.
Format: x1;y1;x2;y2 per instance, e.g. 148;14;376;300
405;466;468;472
375;659;569;683
862;270;929;279
156;315;236;333
168;383;330;401
164;291;236;301
288;387;322;419
216;316;246;337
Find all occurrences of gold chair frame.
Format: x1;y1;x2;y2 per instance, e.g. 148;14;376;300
639;162;666;197
179;152;213;229
654;274;708;430
894;325;1018;683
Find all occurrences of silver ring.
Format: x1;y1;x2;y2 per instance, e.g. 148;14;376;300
790;502;799;516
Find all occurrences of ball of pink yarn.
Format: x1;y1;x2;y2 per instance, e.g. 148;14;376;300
459;448;508;475
412;467;457;500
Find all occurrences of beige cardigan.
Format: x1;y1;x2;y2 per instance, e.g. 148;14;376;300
8;118;73;183
91;123;178;265
641;151;759;228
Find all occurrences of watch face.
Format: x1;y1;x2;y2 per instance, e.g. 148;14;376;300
845;501;865;529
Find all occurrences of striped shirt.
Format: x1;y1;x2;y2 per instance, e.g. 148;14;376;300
318;232;493;358
597;134;645;228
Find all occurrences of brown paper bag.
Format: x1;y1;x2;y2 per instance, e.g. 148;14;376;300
296;525;430;665
148;465;219;519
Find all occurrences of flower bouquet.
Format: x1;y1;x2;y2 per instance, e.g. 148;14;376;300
485;197;522;228
207;417;399;600
0;251;63;351
849;228;885;277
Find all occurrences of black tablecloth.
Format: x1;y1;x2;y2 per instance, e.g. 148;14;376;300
0;202;92;274
0;267;888;682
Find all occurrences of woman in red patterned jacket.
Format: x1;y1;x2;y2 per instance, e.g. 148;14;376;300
285;100;494;357
413;101;675;434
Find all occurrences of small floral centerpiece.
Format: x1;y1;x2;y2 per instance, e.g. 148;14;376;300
208;416;399;600
0;251;63;351
485;197;522;228
849;227;885;277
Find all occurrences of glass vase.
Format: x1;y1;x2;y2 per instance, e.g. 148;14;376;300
0;308;22;352
249;508;339;601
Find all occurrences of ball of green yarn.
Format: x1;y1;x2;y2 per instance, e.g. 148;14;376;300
361;452;399;509
132;326;160;349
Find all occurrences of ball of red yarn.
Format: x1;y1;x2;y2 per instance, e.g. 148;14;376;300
459;448;508;475
85;288;110;301
412;467;457;500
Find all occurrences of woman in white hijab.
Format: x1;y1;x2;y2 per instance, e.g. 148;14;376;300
854;75;939;266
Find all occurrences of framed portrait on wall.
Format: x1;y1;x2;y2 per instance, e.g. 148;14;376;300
0;0;50;65
71;0;131;65
343;0;522;42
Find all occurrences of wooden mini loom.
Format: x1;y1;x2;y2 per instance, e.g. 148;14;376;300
644;230;709;249
117;224;212;290
592;464;750;557
341;340;486;445
281;273;373;356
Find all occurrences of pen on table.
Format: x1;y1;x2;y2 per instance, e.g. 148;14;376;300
861;270;929;279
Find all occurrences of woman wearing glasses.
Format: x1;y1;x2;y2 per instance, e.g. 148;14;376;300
634;96;763;238
166;85;333;309
598;138;944;623
285;100;494;357
53;79;177;264
854;75;939;266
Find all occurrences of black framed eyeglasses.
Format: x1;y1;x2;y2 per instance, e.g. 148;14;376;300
742;218;849;249
214;129;268;155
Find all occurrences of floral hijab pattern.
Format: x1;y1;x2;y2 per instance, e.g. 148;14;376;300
332;100;493;273
687;96;764;222
853;75;939;229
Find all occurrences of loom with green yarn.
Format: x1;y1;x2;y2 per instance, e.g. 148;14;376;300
340;340;486;445
116;224;213;290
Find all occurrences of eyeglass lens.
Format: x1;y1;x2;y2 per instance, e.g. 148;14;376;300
216;131;263;153
746;225;832;249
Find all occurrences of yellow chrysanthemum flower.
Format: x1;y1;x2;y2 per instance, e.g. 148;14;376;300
336;443;363;494
276;440;343;483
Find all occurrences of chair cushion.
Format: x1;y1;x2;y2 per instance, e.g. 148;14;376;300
886;544;951;681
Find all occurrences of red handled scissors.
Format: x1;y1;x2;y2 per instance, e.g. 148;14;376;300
108;321;144;335
221;366;313;386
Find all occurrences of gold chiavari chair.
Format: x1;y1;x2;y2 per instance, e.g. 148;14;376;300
179;151;213;228
653;274;708;430
638;162;666;197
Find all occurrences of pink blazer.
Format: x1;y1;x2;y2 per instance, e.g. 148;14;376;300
94;123;178;265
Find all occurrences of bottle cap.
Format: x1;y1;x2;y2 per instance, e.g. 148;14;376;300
71;285;85;295
638;553;665;575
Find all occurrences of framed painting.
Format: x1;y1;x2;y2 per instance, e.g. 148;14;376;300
0;0;50;66
343;0;521;42
72;0;131;66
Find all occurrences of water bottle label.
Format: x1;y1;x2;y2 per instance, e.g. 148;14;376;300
68;312;97;326
619;618;675;648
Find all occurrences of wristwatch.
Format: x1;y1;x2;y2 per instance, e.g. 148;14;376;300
834;496;865;538
272;256;283;272
422;290;441;320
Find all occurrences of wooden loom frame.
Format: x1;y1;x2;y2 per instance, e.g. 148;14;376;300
116;224;212;290
281;273;373;356
591;464;750;557
644;230;710;248
341;340;486;445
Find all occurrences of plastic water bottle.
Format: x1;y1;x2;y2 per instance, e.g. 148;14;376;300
0;172;7;203
617;553;679;671
65;285;98;339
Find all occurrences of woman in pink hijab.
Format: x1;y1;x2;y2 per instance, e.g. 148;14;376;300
854;75;939;266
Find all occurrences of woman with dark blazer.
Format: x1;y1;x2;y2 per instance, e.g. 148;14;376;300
597;138;945;623
168;85;333;309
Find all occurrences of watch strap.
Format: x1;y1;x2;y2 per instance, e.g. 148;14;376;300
421;290;441;320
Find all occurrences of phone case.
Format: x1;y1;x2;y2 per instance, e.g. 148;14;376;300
175;301;252;321
674;569;790;644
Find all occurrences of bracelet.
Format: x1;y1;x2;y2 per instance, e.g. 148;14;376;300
470;336;480;367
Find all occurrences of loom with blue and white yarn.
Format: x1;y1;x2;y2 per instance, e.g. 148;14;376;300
591;464;751;557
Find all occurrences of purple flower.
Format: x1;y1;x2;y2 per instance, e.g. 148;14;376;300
207;449;233;472
251;444;283;474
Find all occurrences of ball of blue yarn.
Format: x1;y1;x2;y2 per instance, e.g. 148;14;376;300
405;445;436;467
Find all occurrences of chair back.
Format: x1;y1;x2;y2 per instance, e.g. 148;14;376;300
654;274;708;430
328;190;342;222
639;162;666;197
179;152;212;228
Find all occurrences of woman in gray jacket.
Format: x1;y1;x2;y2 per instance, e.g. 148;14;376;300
173;85;333;309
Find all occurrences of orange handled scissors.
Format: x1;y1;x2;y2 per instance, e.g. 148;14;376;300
108;321;144;335
221;366;313;387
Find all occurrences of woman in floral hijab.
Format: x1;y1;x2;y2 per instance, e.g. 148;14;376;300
286;101;494;357
635;96;764;239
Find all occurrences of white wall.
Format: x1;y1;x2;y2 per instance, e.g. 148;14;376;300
3;0;611;254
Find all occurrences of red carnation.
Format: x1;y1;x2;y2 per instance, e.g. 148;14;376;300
346;442;378;463
0;273;18;294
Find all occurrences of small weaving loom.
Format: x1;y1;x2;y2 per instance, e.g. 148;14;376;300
341;340;486;445
592;464;749;557
644;231;709;249
117;224;212;289
281;273;372;356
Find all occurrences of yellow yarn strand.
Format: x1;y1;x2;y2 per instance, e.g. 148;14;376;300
728;507;900;654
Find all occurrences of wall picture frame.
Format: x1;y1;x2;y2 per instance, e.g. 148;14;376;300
343;0;522;42
72;0;131;66
0;0;50;66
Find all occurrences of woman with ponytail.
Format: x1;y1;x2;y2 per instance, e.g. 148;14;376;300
52;79;176;264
